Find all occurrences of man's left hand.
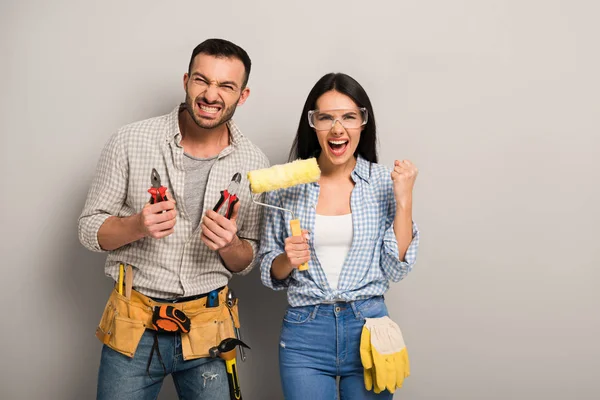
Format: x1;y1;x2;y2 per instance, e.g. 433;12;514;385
201;202;241;251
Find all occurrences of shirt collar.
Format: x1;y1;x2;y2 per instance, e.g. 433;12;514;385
165;104;242;153
351;155;372;184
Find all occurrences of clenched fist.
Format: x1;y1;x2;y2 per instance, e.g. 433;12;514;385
391;160;418;208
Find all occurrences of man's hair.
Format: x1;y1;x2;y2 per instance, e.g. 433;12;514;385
188;38;252;88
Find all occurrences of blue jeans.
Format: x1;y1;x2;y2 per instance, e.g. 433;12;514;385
279;296;394;400
97;330;229;400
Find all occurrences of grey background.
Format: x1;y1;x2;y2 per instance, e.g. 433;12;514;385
1;0;599;399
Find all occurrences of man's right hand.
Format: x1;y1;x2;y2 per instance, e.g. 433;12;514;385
139;190;177;239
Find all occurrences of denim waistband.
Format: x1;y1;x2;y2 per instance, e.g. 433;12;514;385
288;296;384;319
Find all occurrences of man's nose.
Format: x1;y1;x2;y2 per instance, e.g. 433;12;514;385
203;84;220;103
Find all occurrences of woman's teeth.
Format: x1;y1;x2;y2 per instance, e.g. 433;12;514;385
328;140;348;155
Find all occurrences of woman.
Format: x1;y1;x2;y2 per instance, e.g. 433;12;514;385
259;73;420;399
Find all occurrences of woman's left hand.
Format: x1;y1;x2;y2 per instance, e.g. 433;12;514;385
391;159;418;208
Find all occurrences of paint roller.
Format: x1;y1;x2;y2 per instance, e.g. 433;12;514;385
247;158;321;270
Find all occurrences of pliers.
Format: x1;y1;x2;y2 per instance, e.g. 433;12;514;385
213;173;241;219
148;168;168;204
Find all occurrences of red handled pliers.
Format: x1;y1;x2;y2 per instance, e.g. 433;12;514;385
213;173;241;219
148;168;168;204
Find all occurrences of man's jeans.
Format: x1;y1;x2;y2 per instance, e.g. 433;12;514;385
97;329;229;400
279;296;394;399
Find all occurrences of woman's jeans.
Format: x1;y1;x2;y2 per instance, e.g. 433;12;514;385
279;296;394;399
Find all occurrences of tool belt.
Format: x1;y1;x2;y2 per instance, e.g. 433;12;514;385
95;286;240;360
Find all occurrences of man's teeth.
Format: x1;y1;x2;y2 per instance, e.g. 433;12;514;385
199;104;220;113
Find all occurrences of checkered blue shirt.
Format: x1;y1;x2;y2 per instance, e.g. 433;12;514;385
259;156;420;307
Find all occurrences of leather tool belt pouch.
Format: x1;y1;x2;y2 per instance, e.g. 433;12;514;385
95;286;240;360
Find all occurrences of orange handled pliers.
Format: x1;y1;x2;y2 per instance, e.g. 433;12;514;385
213;173;241;219
148;168;168;204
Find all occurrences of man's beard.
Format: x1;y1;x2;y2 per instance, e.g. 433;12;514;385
185;92;239;130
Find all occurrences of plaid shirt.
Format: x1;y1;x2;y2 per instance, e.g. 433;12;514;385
79;105;269;298
259;156;420;307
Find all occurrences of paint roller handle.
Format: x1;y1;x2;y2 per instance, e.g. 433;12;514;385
290;219;309;270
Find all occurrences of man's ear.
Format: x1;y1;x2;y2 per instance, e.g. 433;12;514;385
237;87;251;105
183;73;189;91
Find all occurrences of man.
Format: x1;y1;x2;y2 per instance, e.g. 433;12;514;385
78;38;269;399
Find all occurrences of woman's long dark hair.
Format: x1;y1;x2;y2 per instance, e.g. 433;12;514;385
288;73;378;163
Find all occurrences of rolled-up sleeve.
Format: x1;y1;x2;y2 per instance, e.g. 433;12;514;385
233;238;260;276
381;219;420;282
235;158;270;275
258;190;290;290
78;132;128;252
380;174;420;281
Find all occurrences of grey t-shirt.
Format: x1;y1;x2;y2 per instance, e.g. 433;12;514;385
183;153;218;231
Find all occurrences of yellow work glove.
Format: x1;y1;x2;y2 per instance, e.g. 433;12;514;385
359;316;410;393
360;327;385;393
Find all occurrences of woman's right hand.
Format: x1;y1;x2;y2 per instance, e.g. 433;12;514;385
283;230;311;269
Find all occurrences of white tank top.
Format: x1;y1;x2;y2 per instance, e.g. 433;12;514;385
313;213;353;290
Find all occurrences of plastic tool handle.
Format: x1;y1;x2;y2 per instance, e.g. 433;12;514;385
118;263;124;294
225;196;239;219
213;190;227;212
290;219;308;270
149;188;168;204
225;358;242;400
